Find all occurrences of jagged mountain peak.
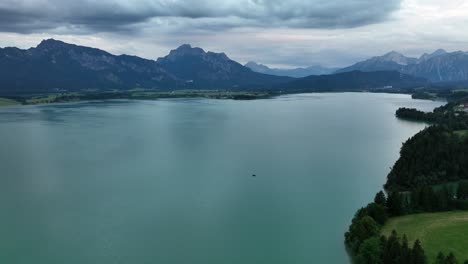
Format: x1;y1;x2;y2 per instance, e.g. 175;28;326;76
177;44;193;49
337;48;468;82
36;39;72;50
383;50;404;57
158;44;204;61
433;49;447;55
34;38;115;59
173;44;205;54
206;51;229;61
245;61;270;71
419;49;448;61
245;61;259;66
155;45;290;89
379;51;417;65
157;44;232;64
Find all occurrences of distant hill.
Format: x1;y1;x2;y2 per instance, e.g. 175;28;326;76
0;40;291;94
337;50;468;82
245;61;338;78
277;71;427;92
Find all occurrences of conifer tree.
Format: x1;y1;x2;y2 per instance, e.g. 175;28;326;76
411;240;427;264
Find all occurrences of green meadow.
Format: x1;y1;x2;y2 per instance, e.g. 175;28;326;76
382;211;468;262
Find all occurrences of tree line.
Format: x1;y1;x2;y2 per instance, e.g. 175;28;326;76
395;106;468;130
386;182;468;215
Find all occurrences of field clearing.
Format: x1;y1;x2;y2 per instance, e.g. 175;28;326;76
455;130;468;137
0;98;19;106
382;211;468;262
25;94;60;104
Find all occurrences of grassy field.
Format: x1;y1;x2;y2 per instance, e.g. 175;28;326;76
0;98;19;106
25;93;81;104
382;211;468;262
455;130;468;138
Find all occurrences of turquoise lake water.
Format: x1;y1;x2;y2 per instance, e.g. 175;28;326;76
0;93;444;263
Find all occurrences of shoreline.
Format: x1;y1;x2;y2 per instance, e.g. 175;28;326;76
0;89;432;108
344;97;468;263
0;90;274;107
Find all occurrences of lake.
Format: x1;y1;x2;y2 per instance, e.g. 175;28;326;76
0;93;444;264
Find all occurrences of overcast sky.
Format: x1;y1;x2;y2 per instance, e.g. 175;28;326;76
0;0;467;68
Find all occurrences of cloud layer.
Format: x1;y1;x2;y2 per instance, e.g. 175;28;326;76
2;0;467;69
0;0;402;33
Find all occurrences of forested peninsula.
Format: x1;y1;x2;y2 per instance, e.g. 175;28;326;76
345;96;468;263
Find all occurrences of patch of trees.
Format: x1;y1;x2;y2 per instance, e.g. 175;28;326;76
395;108;436;122
355;232;427;264
345;192;428;264
396;107;468;129
346;191;468;263
435;252;468;264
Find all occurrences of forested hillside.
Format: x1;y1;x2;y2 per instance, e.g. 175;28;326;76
345;96;468;263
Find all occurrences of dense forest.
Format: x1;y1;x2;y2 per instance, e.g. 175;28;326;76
345;97;468;263
389;102;468;190
385;125;468;190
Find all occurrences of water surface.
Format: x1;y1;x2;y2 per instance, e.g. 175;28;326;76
0;93;444;263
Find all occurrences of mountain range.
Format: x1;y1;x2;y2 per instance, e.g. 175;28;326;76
244;61;338;78
278;70;427;92
337;49;468;82
0;39;178;93
1;39;465;95
0;39;291;94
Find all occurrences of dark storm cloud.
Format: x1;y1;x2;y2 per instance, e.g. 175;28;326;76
0;0;402;34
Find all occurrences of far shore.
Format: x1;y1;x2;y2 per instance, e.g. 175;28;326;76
0;89;443;108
